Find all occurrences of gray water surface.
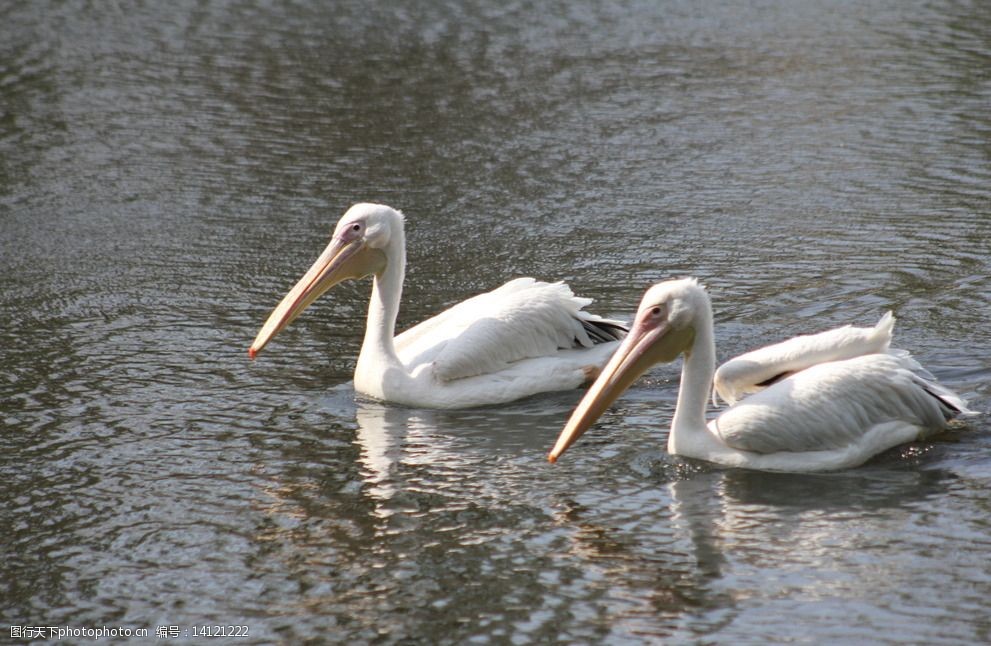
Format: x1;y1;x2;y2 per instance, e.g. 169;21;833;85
3;1;990;643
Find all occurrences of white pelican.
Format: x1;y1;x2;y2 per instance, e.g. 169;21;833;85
249;203;626;409
548;278;972;472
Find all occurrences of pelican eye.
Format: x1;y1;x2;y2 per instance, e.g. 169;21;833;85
351;223;362;232
651;306;662;316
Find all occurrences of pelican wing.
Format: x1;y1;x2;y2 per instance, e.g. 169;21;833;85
395;278;626;382
713;312;894;406
712;352;967;454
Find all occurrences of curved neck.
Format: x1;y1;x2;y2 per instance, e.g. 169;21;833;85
668;306;717;455
357;234;406;372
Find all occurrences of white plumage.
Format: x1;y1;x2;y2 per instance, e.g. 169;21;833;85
250;203;625;409
713;311;895;406
549;278;973;472
397;278;613;382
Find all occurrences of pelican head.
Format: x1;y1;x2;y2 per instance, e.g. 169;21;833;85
548;278;707;462
249;203;403;358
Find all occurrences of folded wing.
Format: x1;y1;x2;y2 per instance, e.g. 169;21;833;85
713;352;971;454
714;312;894;406
395;278;626;382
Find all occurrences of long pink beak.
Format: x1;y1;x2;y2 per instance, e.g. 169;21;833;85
249;236;363;359
548;316;669;462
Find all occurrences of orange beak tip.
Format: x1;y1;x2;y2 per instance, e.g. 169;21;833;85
248;347;257;360
547;453;558;464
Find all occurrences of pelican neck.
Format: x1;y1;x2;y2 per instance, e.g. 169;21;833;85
358;234;406;371
667;305;717;456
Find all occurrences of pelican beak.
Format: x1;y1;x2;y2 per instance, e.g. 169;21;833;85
249;235;386;358
548;312;692;462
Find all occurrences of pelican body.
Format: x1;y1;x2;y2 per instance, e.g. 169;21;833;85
549;278;972;472
250;203;626;409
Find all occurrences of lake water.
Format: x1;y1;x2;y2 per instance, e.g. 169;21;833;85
2;1;990;643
